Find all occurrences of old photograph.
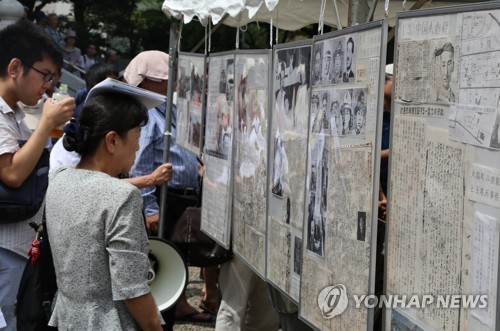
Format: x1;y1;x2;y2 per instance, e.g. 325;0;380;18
307;134;328;258
274;46;311;133
343;36;355;83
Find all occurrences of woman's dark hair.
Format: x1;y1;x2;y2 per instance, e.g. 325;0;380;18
63;93;148;157
85;63;118;89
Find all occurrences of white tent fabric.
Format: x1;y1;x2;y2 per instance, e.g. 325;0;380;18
162;0;279;26
162;0;483;30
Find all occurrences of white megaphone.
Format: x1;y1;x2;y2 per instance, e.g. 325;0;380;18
148;237;188;312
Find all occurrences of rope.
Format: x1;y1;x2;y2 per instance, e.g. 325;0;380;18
318;0;327;35
385;0;390;17
208;21;211;53
270;17;273;48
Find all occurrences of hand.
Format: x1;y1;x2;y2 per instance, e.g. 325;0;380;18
41;97;75;129
198;163;204;177
150;163;173;186
146;214;159;236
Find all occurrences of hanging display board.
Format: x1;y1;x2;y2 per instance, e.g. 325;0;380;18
200;52;235;249
385;3;500;330
175;52;206;155
266;39;312;303
231;50;271;277
299;20;387;331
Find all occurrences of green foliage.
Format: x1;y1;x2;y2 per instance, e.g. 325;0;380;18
22;0;319;58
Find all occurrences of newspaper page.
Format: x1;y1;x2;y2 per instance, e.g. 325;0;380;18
175;53;205;155
232;51;270;276
299;24;384;330
386;119;465;330
266;42;311;302
471;211;499;328
299;137;373;330
388;8;500;331
201;53;235;248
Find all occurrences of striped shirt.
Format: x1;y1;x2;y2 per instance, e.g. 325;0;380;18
0;97;42;257
130;104;199;217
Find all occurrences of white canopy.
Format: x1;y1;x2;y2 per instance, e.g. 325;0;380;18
162;0;484;30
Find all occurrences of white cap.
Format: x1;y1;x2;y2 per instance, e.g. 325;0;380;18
385;64;393;75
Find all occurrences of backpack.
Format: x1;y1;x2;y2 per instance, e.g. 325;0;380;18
0;143;49;223
16;215;58;331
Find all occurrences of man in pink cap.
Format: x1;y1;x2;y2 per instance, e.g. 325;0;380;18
125;51;213;328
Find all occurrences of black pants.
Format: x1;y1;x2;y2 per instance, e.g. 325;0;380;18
160;192;199;331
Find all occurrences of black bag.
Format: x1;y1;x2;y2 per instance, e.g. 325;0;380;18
16;219;58;331
170;207;233;267
0;143;49;223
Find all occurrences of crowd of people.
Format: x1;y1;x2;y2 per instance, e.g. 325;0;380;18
0;15;397;331
32;10;118;78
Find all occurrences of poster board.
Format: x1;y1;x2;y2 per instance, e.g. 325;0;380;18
176;52;206;155
298;20;387;331
266;39;312;303
231;50;271;277
200;52;235;249
385;3;500;330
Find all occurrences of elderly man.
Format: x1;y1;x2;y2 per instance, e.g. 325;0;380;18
125;51;213;328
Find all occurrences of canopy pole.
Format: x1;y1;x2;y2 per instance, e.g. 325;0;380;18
158;19;180;238
332;0;343;30
366;0;379;23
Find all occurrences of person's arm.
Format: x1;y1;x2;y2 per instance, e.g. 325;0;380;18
0;98;74;187
380;149;389;165
124;293;162;331
106;189;161;329
129;111;163;233
125;163;173;189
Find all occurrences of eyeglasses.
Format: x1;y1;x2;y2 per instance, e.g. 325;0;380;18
29;66;56;84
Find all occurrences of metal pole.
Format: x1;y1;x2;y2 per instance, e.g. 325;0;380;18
158;19;180;239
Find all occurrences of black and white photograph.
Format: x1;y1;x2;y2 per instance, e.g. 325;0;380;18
307;134;328;258
331;38;344;84
294;236;303;275
175;54;206;155
353;88;367;136
177;59;190;99
321;41;333;84
274;45;311;133
312;43;323;86
434;41;456;103
339;89;353;136
216;96;232;159
226;59;235;102
310;91;338;135
343;36;355;83
357;211;367;241
272;135;289;197
190;61;204;108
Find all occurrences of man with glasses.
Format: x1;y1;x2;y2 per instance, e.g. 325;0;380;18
0;20;74;330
